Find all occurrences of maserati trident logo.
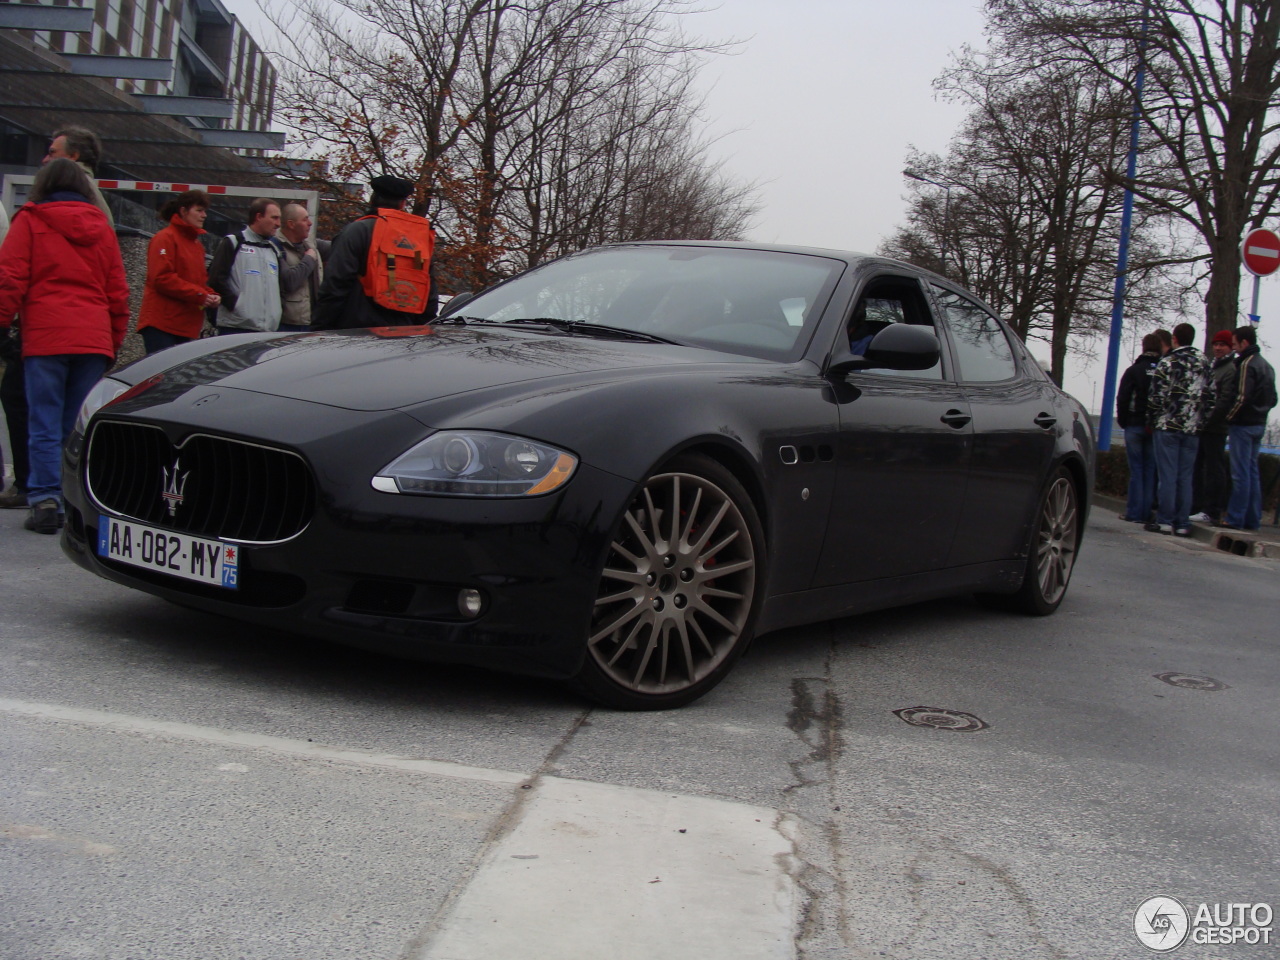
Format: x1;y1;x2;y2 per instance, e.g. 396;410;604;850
161;459;189;516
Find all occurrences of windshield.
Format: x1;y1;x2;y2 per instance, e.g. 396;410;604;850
446;245;845;360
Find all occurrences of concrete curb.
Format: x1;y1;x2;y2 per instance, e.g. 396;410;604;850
1091;493;1215;542
1093;491;1280;557
1208;529;1280;559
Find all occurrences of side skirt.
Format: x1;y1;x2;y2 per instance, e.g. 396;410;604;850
757;560;1024;635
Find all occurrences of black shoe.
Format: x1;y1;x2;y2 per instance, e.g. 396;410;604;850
0;485;28;509
1143;521;1162;532
23;499;60;535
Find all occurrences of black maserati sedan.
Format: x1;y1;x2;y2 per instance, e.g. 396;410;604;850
62;242;1094;709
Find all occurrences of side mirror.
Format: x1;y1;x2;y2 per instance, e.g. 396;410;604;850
827;324;940;377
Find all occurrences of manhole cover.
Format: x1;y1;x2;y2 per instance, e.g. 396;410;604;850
893;706;988;732
1154;672;1230;692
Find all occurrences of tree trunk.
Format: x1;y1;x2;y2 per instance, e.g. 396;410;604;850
1203;234;1245;345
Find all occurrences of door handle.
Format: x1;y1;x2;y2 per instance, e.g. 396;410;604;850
1034;413;1057;429
941;409;971;428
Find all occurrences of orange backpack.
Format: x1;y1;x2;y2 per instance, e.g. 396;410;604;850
359;209;435;314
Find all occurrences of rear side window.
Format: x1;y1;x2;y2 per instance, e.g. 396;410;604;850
932;286;1017;382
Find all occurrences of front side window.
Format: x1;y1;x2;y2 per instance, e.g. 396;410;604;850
847;276;943;380
932;286;1017;382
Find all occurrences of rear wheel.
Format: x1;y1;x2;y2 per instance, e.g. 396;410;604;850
1003;467;1080;615
573;454;764;710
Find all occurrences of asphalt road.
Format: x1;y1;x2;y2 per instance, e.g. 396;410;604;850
2;501;1277;960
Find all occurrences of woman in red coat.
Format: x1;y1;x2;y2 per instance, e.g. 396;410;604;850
136;190;221;354
0;158;129;533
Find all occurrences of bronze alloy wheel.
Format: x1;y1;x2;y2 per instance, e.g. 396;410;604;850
976;465;1081;616
1035;473;1078;607
577;454;762;709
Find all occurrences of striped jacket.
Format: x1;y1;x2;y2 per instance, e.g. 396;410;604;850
1213;345;1277;427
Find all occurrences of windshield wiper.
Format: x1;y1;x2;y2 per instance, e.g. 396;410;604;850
433;315;498;325
499;317;676;344
440;315;673;343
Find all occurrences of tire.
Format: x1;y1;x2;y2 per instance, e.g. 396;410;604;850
572;453;765;710
994;466;1080;616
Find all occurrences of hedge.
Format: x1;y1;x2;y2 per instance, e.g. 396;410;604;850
1097;444;1280;512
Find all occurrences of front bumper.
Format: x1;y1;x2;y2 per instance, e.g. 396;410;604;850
60;393;636;681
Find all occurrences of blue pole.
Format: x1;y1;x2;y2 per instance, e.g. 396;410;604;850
1098;5;1149;452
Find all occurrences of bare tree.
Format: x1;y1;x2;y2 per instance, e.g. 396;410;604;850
510;67;757;266
263;0;756;289
987;0;1280;344
883;53;1188;383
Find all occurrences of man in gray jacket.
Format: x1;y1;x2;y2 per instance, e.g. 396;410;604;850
208;198;283;334
277;202;321;332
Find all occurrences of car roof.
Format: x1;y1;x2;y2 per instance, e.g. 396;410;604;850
621;238;876;262
614;240;998;314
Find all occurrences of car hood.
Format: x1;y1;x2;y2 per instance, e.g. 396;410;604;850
122;326;769;411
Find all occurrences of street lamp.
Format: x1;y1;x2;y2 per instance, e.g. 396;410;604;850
1096;2;1150;452
903;169;953;273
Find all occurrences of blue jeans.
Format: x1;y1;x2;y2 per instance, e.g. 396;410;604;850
1154;430;1198;529
1226;424;1265;530
1123;426;1156;521
140;327;193;355
24;353;111;507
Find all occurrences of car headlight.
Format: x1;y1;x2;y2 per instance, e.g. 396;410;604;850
372;431;578;497
73;377;130;436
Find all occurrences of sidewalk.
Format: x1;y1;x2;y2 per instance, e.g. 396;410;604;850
1094;491;1280;558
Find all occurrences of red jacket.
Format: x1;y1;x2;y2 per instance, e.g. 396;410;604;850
0;198;129;358
137;214;214;338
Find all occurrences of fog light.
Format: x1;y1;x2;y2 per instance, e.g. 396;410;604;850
458;588;484;618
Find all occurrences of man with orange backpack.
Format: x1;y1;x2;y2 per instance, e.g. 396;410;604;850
313;176;438;330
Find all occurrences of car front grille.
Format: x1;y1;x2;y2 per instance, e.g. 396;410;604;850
86;420;316;543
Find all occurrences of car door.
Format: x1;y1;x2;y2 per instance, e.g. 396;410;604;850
812;274;973;587
930;284;1058;565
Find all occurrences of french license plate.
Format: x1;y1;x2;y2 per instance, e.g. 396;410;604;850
97;516;239;590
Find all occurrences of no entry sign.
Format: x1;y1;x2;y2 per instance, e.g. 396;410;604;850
1241;228;1280;277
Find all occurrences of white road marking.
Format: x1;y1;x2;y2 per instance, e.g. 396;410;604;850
418;777;799;960
0;697;529;785
3;698;800;958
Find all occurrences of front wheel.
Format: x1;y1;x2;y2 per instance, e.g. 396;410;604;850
572;453;764;710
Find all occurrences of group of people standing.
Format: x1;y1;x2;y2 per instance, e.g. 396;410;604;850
132;191;324;350
0;122;438;535
138;173;436;346
1117;321;1277;536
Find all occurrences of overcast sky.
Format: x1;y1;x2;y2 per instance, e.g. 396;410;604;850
225;0;1275;410
227;0;984;252
684;0;985;253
